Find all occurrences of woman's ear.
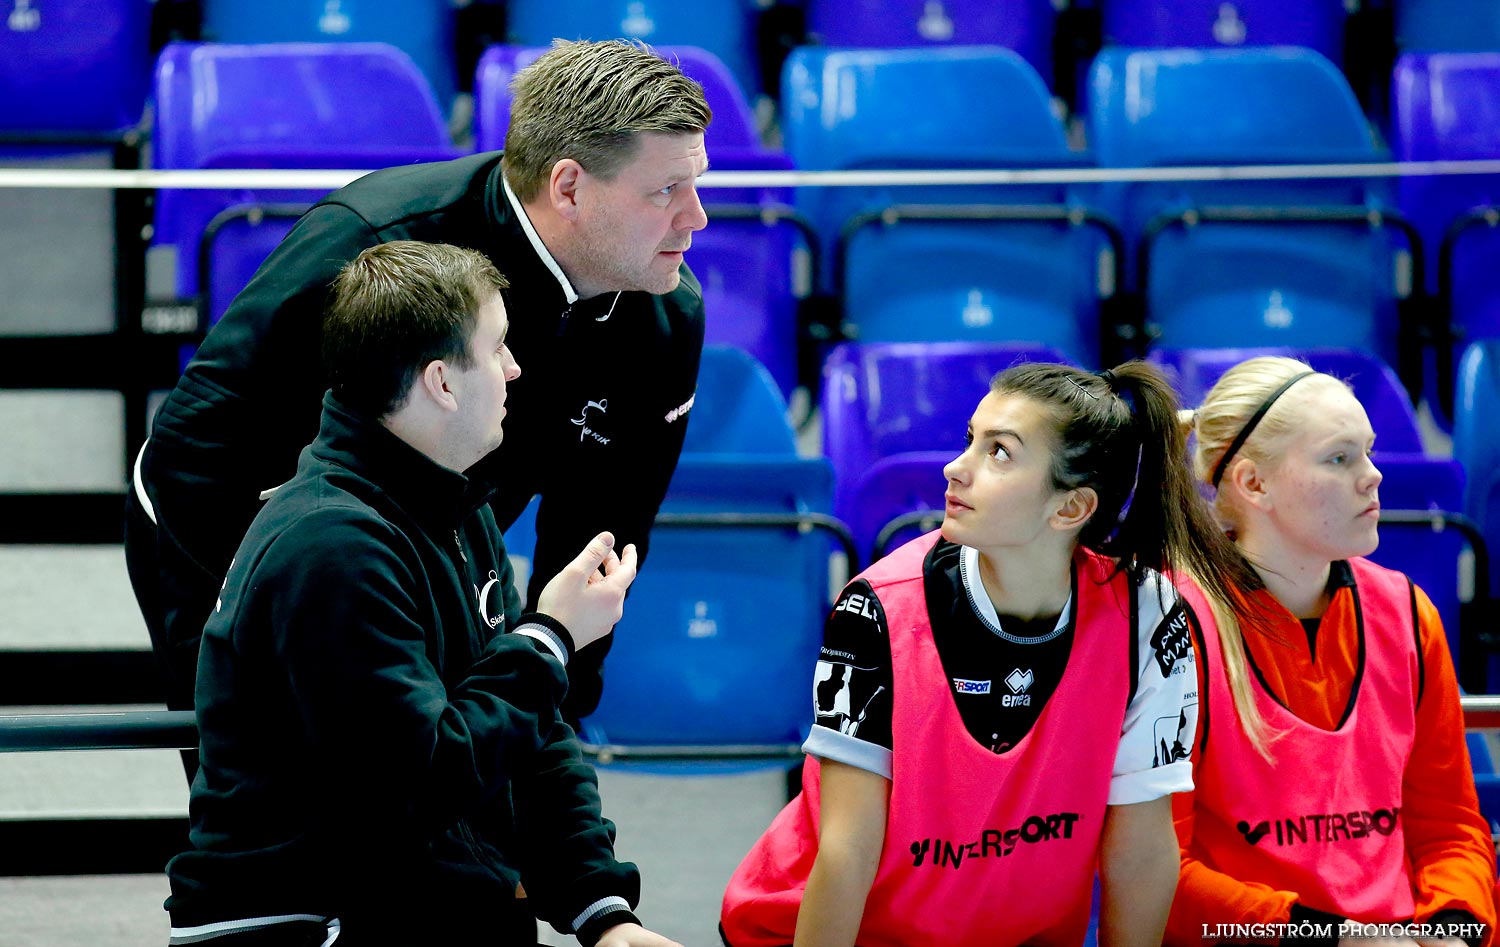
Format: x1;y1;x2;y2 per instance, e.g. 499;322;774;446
1225;459;1271;512
1051;486;1099;531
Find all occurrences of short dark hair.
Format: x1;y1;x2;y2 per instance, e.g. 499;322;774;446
502;39;712;202
323;241;508;418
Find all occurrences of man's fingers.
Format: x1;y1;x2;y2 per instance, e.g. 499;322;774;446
613;543;639;584
569;532;615;579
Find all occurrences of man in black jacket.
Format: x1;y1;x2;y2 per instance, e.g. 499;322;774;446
125;40;711;744
166;241;680;947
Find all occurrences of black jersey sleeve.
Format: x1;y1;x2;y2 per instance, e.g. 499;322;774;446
802;579;895;778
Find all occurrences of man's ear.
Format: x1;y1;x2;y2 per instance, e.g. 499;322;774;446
420;359;459;413
549;158;584;222
1051;486;1098;532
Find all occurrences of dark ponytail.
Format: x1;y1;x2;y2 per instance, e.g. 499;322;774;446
991;361;1261;606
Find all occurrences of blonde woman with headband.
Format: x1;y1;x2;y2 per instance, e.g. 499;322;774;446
1166;356;1496;946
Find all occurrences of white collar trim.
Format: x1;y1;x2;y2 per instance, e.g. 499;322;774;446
958;544;1072;644
502;173;578;305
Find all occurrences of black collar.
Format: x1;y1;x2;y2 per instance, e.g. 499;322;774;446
484;159;572;314
1327;560;1356;591
308;392;496;533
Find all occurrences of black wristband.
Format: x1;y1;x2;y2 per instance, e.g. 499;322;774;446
577;908;641;947
516;611;575;664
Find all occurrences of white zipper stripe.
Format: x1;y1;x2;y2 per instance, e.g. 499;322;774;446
168;914;331;944
571;895;631;932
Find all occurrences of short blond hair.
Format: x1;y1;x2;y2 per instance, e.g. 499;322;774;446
501;39;712;203
1185;355;1353;758
1192;356;1350;524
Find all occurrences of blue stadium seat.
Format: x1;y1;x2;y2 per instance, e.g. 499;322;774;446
475;43;805;395
804;0;1057;84
1396;0;1500;52
0;0;151;136
783;46;1116;365
821;341;1070;560
202;0;458;108
152;42;457;330
680;345;795;454
1088;47;1408;365
1103;0;1349;65
1152;347;1423;453
1364;455;1466;646
577;347;845;757
1456;340;1500;593
1392;52;1500;422
505;0;759;101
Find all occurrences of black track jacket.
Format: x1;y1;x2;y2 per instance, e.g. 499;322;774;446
166;394;642;944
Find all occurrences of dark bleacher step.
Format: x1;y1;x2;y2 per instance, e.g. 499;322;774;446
0;650;163;707
0;493;127;544
0;816;186;875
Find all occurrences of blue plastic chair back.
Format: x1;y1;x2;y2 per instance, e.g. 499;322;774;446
473;43;760;154
202;0;457;107
1103;1;1348;65
1144;225;1400;359
582;346;835;750
822;341;1070;555
1088;47;1396;359
1456;341;1500;593
782;46;1101;342
1392;53;1500;343
1088;46;1380;236
688;151;803;396
1152;347;1423;453
784;45;1077;190
505;0;759;101
682;345;797;455
151;42;457;317
848;452;951;561
1366;455;1469;665
1396;0;1500;52
0;0;151;135
804;0;1057;81
842;220;1105;365
585;455;834;748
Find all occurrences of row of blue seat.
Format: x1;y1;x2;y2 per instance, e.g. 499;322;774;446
15;34;1500;412
9;0;1500;119
133;42;1500;409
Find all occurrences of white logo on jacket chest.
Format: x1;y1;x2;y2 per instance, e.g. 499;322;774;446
475;571;504;630
571;398;610;445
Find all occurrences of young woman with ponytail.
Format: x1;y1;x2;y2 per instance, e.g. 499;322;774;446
1166;356;1496;946
720;361;1257;947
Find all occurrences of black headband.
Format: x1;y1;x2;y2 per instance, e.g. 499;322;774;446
1210;371;1315;488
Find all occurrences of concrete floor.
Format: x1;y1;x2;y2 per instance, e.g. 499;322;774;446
0;767;786;947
